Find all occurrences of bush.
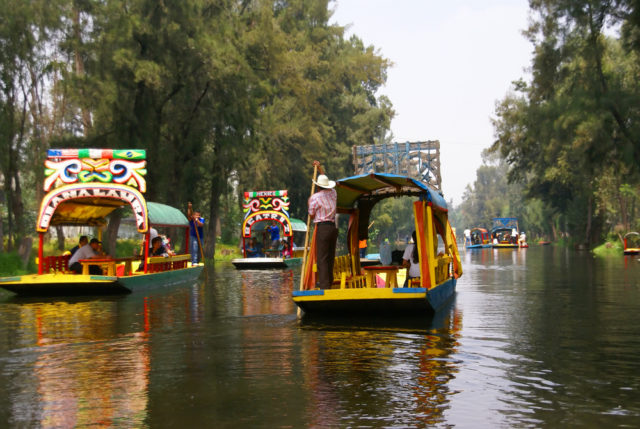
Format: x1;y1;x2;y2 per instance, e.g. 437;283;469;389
0;252;35;276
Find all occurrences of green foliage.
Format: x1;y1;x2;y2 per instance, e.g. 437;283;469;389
489;2;640;245
0;0;392;258
592;240;624;257
370;197;415;245
0;252;35;276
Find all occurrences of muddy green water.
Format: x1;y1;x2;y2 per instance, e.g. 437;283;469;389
0;246;639;428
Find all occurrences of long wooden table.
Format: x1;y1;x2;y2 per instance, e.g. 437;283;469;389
362;265;400;288
79;256;142;276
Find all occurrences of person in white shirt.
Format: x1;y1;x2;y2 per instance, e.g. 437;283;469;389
402;231;421;287
519;231;527;247
69;238;104;274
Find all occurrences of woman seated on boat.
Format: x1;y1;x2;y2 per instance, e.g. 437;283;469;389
246;238;259;258
68;238;106;275
281;238;293;258
402;231;420;287
151;236;175;257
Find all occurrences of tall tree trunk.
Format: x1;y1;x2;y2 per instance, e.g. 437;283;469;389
106;209;123;257
73;7;92;134
585;194;593;245
206;173;221;260
618;191;628;231
0;207;3;253
55;225;65;251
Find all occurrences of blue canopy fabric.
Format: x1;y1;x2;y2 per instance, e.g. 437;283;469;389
335;173;448;211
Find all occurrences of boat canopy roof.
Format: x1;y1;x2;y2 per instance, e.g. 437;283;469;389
491;217;518;232
336;173;447;211
624;231;639;238
37;148;150;233
147;202;189;227
470;227;488;233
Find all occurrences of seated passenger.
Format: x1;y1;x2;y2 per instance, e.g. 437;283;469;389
69;235;88;257
151;236;174;257
69;238;105;274
246;238;259;258
254;240;264;257
281;238;292;258
402;231;420;287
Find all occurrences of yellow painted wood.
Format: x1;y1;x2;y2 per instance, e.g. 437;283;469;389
147;254;190;264
293;287;427;302
0;273;115;285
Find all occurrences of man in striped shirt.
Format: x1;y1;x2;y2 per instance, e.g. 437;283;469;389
308;174;338;289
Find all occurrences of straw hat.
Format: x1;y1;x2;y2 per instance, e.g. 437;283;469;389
313;174;336;189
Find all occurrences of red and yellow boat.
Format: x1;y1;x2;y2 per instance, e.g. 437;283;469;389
292;172;462;316
0;148;204;296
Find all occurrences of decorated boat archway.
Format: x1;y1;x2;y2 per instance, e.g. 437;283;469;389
232;190;307;268
241;190;292;238
38;149;149;233
0;148;204;294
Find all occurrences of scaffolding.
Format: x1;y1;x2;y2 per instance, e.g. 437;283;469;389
352;141;441;190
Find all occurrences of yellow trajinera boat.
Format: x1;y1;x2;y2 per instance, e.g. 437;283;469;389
0;148;204;296
292;172;463;315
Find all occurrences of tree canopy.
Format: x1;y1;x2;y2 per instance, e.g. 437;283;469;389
482;0;640;244
0;0;393;255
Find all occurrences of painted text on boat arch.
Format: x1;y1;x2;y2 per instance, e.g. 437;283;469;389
37;183;148;233
243;211;291;237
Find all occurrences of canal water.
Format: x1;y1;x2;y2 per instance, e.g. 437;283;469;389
0;247;639;428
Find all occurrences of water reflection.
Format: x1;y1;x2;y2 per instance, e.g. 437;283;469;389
299;303;462;427
0;280;206;428
2;299;149;428
240;270;296;315
1;250;638;426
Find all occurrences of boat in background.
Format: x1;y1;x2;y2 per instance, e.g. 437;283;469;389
491;217;526;248
466;227;491;249
292;171;462;316
0;148;204;296
623;232;640;255
231;190;307;269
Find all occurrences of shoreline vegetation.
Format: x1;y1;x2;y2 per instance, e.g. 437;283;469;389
1;237;630;278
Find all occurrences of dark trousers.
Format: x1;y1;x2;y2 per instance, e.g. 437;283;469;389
315;222;338;289
70;262;103;275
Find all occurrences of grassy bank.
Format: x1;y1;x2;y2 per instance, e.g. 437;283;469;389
213;242;242;262
592;240;624;257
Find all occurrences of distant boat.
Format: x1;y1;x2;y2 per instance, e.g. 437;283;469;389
231;190;307;269
466;227;491;249
538;241;551;246
623;232;640;255
491;217;527;249
0;148;204;296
